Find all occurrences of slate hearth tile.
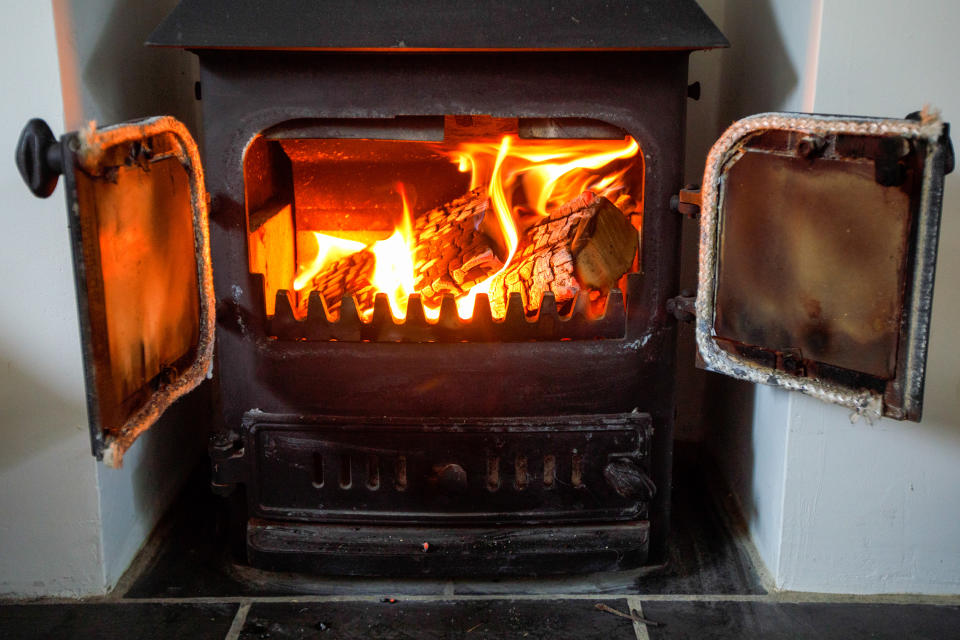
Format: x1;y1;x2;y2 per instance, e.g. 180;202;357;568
127;539;450;597
641;600;960;640
0;602;237;640
240;599;640;640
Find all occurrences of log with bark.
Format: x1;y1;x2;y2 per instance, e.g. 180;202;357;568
298;249;376;318
412;188;505;307
295;188;506;318
292;190;635;322
488;191;638;317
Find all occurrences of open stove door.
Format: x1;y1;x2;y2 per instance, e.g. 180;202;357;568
695;111;952;422
15;117;214;466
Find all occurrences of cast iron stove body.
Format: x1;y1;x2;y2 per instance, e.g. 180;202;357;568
146;0;727;575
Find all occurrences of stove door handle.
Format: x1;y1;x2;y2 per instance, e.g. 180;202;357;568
15;118;63;198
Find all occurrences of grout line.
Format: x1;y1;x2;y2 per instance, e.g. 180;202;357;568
626;595;650;640
224;601;251;640
133;593;764;604
7;591;960;607
444;581;455;597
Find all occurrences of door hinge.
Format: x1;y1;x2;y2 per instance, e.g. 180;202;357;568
210;431;247;495
666;290;696;323
669;185;701;219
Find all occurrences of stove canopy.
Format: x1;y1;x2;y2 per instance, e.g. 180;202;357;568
147;0;727;52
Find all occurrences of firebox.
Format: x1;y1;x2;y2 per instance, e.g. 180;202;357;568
14;0;952;577
244;115;644;327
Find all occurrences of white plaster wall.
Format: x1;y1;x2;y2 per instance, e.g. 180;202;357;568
53;0;206;589
701;0;960;594
775;0;960;594
0;1;205;597
0;2;105;597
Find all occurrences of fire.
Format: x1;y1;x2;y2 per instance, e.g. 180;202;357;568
368;183;417;319
292;234;365;291
292;134;640;321
454;135;640;220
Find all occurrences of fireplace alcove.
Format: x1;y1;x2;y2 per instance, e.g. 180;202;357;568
13;0;950;581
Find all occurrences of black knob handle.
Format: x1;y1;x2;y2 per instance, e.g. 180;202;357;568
16;118;63;198
431;463;467;492
604;460;656;500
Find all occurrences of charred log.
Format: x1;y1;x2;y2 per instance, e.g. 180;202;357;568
488;192;638;316
412;188;505;306
299;249;376;318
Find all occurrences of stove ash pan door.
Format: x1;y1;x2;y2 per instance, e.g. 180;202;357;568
15;117;215;467
696;111;953;422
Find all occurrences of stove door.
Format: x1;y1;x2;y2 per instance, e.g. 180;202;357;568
16;116;214;466
696;111;952;421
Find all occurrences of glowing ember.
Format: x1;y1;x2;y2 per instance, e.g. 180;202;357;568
291;134;640;321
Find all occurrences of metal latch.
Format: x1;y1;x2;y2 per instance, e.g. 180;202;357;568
669;185;701;219
666;290;696;323
209;431;247;495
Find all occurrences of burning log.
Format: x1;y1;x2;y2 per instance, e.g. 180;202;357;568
413;188;505;307
300;249;376;318
488;192;638;316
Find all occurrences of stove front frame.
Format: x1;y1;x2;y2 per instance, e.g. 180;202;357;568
198;50;690;570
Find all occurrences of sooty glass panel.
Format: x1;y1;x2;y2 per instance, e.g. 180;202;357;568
714;138;916;379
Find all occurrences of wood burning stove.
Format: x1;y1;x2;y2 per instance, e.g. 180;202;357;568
14;1;952;577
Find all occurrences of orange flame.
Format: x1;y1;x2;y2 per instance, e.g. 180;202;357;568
293;135;640;321
293;234;365;292
368;183;417;319
454;135;640;220
445;135;640;318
